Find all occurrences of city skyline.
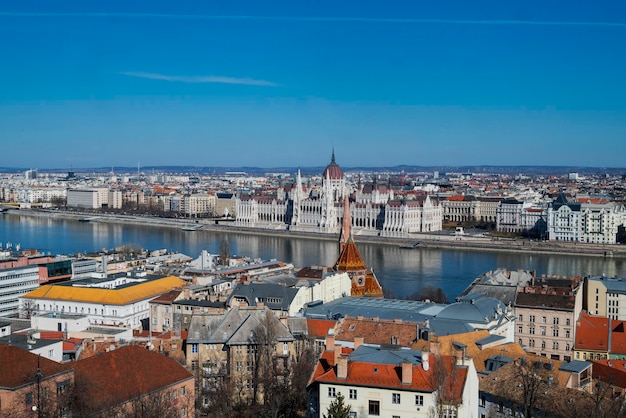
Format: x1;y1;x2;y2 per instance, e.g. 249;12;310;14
1;1;626;169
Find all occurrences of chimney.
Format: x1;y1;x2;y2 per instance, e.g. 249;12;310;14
402;361;413;385
334;344;342;366
354;336;364;350
279;316;288;327
325;334;336;352
337;356;348;380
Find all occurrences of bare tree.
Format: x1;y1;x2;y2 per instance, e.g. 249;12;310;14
219;237;231;266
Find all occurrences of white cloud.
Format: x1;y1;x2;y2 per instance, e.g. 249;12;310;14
120;71;278;87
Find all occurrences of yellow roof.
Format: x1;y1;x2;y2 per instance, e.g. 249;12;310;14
23;276;186;305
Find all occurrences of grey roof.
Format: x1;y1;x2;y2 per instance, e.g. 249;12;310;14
476;334;507;347
173;299;226;309
590;276;626;294
428;318;474;336
227;282;299;311
303;296;445;322
462;284;518;306
348;344;424;366
0;333;60;351
559;360;591;373
187;313;225;343
193;306;295;345
437;294;505;324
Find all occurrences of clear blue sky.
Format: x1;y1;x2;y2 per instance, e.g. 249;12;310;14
1;1;625;169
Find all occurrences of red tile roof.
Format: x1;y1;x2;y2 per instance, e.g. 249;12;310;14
72;345;192;412
0;345;70;389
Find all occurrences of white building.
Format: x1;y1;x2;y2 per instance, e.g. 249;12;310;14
67;188;122;209
547;193;626;244
307;338;478;418
19;274;186;329
291;271;352;315
0;264;41;317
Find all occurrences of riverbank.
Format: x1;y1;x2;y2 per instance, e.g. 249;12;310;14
8;208;626;259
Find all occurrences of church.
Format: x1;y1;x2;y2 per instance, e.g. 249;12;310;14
234;151;443;236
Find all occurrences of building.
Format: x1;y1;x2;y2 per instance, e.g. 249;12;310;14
0;264;41;317
71;345;194;417
585;275;626;319
515;278;583;362
0;345;73;417
20;273;187;329
235;152;443;236
66;188;122;210
574;311;626;361
307;335;478;418
187;306;297;407
547;192;626;244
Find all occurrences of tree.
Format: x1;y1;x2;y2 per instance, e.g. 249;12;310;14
408;286;449;304
323;392;352;418
219;237;231;266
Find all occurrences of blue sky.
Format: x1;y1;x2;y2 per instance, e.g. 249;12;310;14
1;0;625;169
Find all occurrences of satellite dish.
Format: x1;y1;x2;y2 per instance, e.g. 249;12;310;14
109;344;115;351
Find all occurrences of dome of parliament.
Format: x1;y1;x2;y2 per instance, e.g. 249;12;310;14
323;151;344;180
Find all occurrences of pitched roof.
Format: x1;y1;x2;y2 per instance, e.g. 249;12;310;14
0;345;70;389
335;317;419;347
307;318;337;338
334;240;366;271
72;345;192;411
310;346;467;403
575;311;610;352
22;276;187;305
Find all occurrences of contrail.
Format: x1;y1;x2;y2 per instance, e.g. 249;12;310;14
1;12;625;28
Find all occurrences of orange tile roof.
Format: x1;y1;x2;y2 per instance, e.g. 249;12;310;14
575;311;610;352
22;276;187;305
335;240;366;271
307;319;338;338
310;349;466;403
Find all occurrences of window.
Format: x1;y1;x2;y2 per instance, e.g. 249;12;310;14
518;314;523;321
349;389;357;400
181;407;187;417
479;395;485;407
541;327;546;336
180;386;186;396
368;400;380;416
191;344;198;354
553;317;559;325
392;393;401;404
415;395;424;406
566;318;571;326
518;326;523;333
530;315;535;322
529;326;535;335
566;329;571;338
542;316;546;324
541;341;546;349
25;392;32;405
553;329;559;337
553;341;559;350
566;343;570;351
328;387;336;398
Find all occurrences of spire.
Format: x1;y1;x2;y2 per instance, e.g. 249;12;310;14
331;148;336;164
339;194;352;253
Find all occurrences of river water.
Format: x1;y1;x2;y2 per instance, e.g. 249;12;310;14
2;212;626;300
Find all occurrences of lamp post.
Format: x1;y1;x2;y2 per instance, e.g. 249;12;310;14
34;354;42;418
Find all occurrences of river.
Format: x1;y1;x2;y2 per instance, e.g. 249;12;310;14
2;212;626;300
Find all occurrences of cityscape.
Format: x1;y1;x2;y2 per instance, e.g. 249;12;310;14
3;1;626;417
1;157;626;417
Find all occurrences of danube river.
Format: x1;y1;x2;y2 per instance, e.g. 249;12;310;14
2;212;626;300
